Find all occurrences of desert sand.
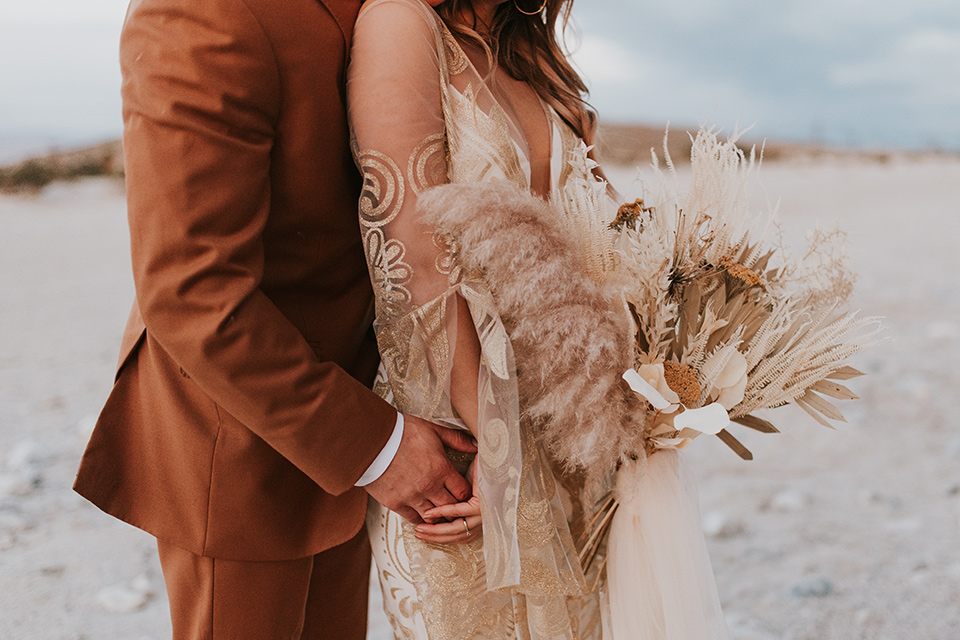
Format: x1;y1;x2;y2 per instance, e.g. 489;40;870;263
1;154;959;639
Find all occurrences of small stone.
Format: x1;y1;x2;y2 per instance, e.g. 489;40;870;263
884;517;922;534
927;321;959;341
97;586;149;613
702;510;745;539
97;581;152;613
0;471;42;497
945;437;960;459
39;395;68;411
909;571;928;586
855;607;883;628
897;374;931;402
7;440;47;471
790;576;834;598
725;611;773;640
1;441;46;496
770;490;809;512
96;573;153;613
858;490;902;510
76;415;98;440
130;574;153;597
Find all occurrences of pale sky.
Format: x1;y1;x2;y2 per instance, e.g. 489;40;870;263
1;0;958;153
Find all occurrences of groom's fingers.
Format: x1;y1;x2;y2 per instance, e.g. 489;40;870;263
432;426;477;454
396;506;424;525
423;482;463;520
365;415;474;524
442;469;472;503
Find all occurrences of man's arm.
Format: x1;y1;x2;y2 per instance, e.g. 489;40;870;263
121;0;476;517
120;0;398;494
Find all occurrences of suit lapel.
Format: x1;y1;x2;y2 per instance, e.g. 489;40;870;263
315;0;363;53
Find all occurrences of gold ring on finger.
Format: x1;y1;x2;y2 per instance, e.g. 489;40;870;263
462;517;471;535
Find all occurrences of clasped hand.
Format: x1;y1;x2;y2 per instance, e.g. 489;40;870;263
415;458;481;545
364;415;482;545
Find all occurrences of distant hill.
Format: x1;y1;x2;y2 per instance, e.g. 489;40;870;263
0;140;123;193
2;126;954;193
594;122;952;167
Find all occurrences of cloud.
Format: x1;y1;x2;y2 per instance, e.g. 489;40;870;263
572;0;960;148
4;0;128;26
0;0;958;149
570;35;645;84
829;28;960;103
0;21;122;139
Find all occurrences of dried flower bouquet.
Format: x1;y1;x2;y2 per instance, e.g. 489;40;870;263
576;127;884;570
420;126;883;583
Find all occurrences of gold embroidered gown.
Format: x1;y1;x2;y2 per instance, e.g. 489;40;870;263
348;1;610;637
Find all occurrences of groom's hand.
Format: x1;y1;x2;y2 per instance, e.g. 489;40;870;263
364;415;477;524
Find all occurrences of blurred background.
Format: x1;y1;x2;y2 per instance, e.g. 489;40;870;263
2;0;959;161
1;1;958;639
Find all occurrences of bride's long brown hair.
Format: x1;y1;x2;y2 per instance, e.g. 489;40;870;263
436;0;596;144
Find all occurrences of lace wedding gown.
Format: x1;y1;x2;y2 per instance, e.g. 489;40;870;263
349;1;607;638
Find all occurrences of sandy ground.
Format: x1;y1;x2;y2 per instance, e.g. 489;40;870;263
1;156;959;639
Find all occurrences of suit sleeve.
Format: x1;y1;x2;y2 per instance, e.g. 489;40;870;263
120;0;396;495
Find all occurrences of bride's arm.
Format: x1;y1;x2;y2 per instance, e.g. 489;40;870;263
350;0;481;434
449;295;482;435
349;0;482;543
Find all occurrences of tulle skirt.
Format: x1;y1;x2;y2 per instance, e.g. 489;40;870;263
604;448;730;639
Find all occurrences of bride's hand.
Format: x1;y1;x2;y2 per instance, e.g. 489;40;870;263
415;460;481;545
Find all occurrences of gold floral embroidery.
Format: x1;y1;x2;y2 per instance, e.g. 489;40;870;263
556;111;578;191
433;233;461;282
364;227;413;311
446;83;529;190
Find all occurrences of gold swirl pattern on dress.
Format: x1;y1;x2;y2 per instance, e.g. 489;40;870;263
517;493;554;549
358;148;404;228
408;133;448;195
527;591;577;634
479;417;511;470
439;25;470;76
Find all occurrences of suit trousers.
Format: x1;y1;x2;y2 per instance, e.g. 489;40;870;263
157;528;371;639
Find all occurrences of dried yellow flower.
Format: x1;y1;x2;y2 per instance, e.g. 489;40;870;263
662;360;701;406
610;199;651;231
719;256;763;288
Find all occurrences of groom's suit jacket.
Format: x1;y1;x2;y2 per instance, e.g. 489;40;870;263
74;0;398;561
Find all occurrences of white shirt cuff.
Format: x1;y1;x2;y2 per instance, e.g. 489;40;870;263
355;412;404;487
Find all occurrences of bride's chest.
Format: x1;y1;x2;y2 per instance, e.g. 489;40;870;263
437;35;581;198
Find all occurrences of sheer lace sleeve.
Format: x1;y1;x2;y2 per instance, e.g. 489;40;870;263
349;0;584;615
349;0;456;418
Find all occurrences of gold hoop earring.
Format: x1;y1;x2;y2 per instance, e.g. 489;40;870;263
514;0;547;16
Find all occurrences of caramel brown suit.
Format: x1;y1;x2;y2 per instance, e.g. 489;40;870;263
74;0;395;634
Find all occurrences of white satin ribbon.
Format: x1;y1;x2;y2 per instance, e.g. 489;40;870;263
622;369;731;449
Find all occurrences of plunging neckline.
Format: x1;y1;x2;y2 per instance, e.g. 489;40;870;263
441;27;555;198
